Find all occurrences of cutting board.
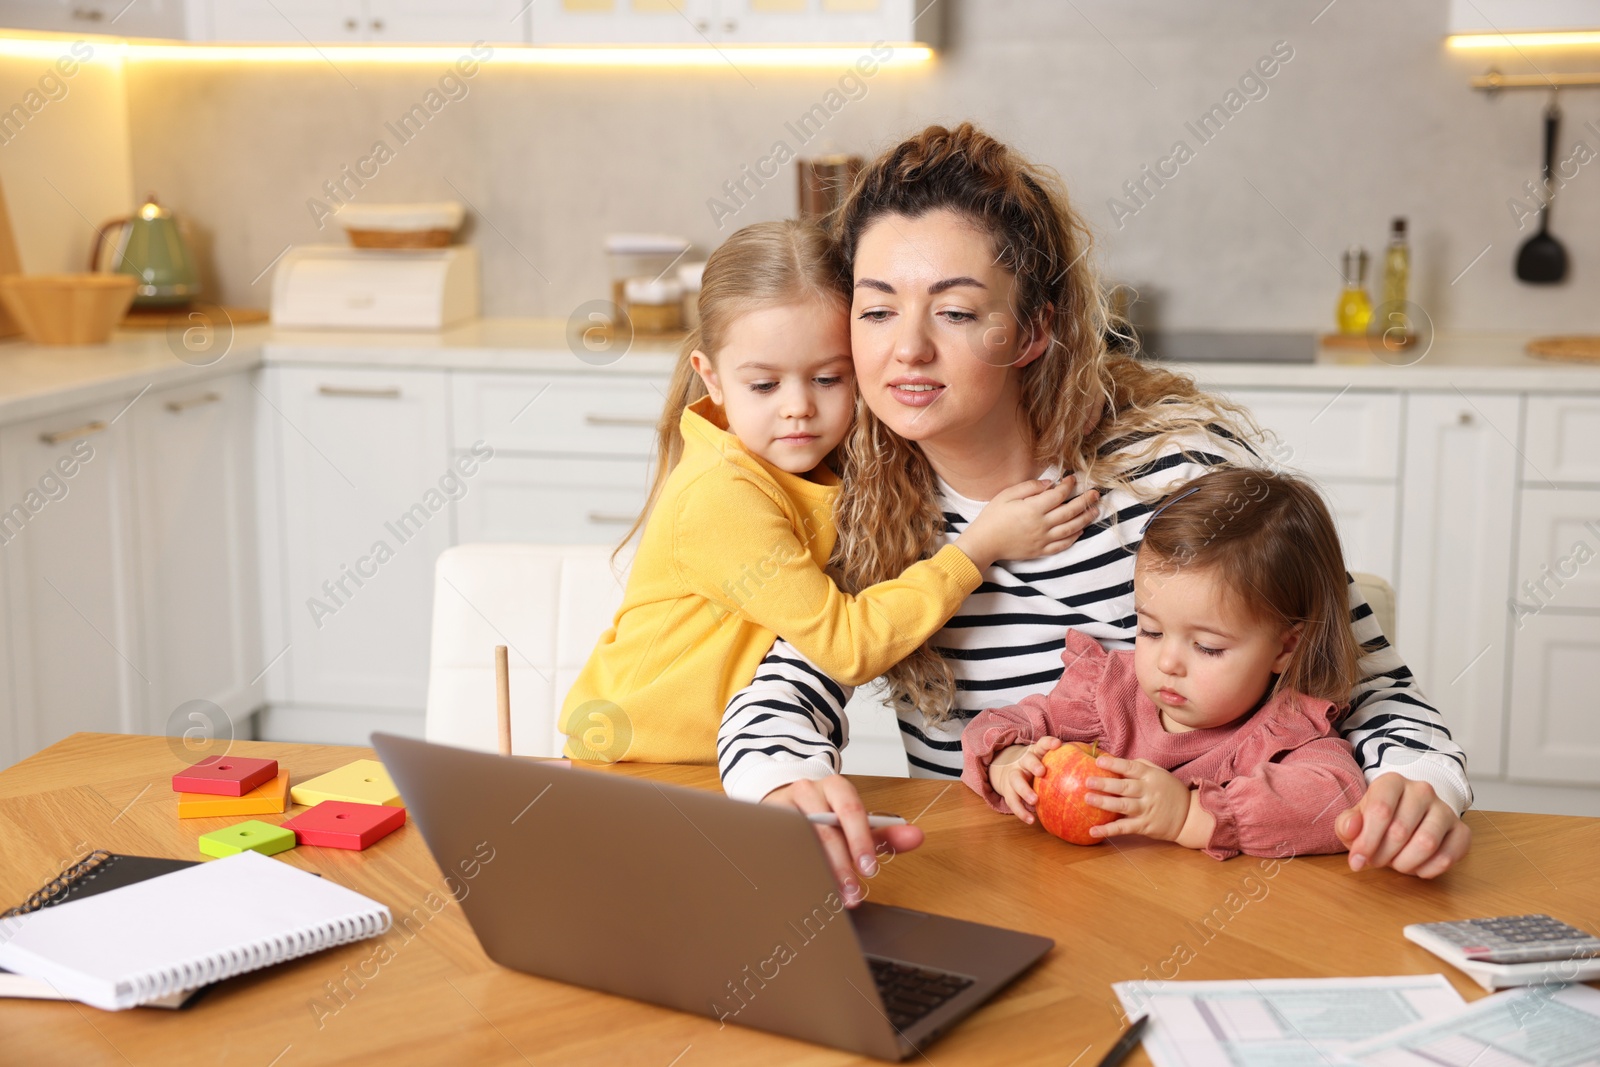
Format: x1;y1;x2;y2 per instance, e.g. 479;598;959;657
120;306;269;329
1527;336;1600;363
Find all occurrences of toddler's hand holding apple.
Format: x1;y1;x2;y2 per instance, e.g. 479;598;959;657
1083;755;1199;844
987;736;1065;824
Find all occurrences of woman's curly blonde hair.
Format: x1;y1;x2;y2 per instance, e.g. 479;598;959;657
828;122;1267;726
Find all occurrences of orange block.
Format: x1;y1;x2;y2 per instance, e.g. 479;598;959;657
177;770;290;819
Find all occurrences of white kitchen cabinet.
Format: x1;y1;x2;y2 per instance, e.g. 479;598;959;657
264;366;451;715
1525;396;1600;486
1395;393;1520;778
210;0;527;42
1223;388;1402;481
0;401;145;757
368;0;529;43
717;0;826;43
450;373;663;455
718;0;924;45
210;0;364;41
1315;480;1397;581
1513;488;1600;612
527;0;711;45
0;0;911;42
1211;388;1401;582
131;376;264;738
527;0;933;45
450;369;667;546
0;0;201;37
1448;0;1598;34
1507;611;1600;786
455;454;654;544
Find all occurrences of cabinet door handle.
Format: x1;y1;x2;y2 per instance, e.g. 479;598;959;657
583;413;655;428
587;512;635;525
72;7;105;21
345;16;359;29
1457;411;1474;426
39;420;108;445
370;17;384;30
318;385;402;399
722;18;737;32
165;392;222;414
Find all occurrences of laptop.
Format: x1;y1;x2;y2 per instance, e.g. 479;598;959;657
371;732;1053;1062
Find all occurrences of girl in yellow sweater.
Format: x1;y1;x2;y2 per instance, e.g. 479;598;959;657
561;220;1101;764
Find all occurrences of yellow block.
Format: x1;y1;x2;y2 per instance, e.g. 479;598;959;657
289;759;403;808
177;770;290;819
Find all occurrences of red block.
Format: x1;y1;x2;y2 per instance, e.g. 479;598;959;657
172;756;278;797
283;801;407;850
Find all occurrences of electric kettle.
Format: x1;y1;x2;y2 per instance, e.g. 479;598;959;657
90;194;200;307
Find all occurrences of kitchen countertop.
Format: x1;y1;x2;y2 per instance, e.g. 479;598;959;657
0;319;1595;427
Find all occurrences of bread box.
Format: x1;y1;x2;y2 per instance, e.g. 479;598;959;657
270;245;478;330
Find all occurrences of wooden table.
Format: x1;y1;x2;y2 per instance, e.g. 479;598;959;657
3;733;1597;1066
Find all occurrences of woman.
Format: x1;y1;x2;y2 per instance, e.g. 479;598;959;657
716;123;1471;901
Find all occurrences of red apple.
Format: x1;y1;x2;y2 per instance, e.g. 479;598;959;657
1035;741;1122;845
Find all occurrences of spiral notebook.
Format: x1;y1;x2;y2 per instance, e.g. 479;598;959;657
1;851;204;1008
0;850;391;1011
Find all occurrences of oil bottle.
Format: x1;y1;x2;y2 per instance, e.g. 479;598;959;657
1382;217;1409;310
1337;246;1373;335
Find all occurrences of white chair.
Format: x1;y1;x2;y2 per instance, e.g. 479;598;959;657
1351;571;1397;642
422;541;905;774
424;543;629;757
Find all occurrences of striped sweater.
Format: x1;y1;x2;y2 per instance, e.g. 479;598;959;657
716;431;1474;814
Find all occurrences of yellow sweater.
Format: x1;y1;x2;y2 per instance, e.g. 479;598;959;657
560;396;982;765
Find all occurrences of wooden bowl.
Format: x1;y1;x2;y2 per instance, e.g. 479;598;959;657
0;273;138;345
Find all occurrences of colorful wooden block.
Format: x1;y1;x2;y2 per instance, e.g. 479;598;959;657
172;756;278;797
198;820;296;859
177;770;291;819
283;801;406;850
289;759;402;808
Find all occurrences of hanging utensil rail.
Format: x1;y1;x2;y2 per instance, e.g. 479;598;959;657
1472;69;1600;92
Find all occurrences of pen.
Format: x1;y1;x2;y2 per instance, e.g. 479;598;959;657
806;812;907;828
1094;1015;1148;1067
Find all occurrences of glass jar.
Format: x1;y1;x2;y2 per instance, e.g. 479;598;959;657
624;277;684;335
605;233;691;325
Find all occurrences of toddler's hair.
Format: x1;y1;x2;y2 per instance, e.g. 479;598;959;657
1139;468;1360;706
615;219;848;556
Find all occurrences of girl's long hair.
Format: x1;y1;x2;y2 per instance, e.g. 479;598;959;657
1139;469;1360;706
829;122;1266;724
615;219;847;559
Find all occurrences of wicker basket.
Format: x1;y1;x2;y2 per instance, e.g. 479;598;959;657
345;228;454;249
0;273;137;345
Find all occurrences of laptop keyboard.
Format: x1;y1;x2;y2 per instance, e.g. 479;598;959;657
867;957;975;1031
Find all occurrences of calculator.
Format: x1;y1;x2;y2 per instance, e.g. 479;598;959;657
1407;915;1600;965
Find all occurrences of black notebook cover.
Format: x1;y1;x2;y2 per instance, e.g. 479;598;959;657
43;854;199;908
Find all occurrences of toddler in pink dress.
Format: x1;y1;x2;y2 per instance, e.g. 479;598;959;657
962;468;1368;860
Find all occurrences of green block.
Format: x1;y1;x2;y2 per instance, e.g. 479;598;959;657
199;819;296;859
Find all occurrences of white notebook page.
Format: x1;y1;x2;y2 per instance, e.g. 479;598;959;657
0;850;391;1010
